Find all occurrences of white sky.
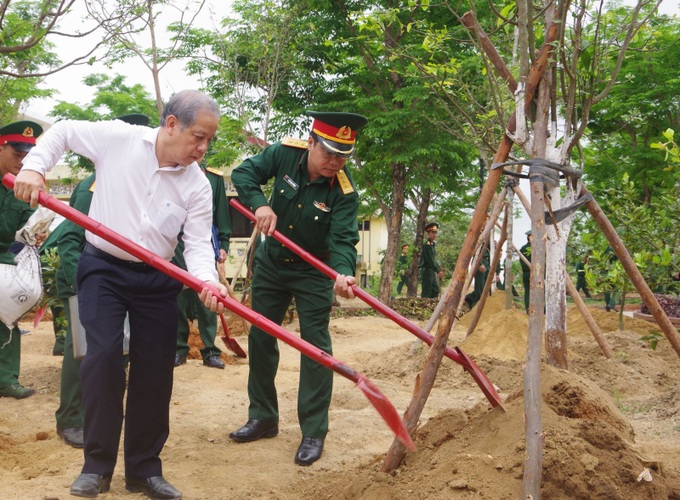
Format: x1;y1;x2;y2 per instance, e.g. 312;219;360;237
24;0;227;121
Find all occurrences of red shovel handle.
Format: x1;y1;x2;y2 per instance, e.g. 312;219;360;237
230;198;504;409
3;173;415;449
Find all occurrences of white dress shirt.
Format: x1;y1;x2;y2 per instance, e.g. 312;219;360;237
21;119;218;282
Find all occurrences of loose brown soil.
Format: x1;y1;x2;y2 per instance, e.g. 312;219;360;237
2;291;680;499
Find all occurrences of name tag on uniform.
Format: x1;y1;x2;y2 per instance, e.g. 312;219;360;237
284;175;299;190
314;201;331;212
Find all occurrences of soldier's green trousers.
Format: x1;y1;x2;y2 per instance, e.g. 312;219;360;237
0;322;21;389
55;298;84;429
247;244;334;438
176;288;221;361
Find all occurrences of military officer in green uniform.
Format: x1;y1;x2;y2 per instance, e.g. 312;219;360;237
0;120;43;399
396;244;410;295
520;230;533;312
174;165;231;369
229;111;367;467
464;242;490;309
420;222;442;298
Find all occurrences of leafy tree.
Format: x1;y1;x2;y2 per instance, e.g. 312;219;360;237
48;74;158;172
586;13;680;203
581;173;680;329
1;0;145;77
0;1;61;122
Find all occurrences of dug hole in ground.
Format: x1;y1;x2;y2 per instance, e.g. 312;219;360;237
1;291;680;499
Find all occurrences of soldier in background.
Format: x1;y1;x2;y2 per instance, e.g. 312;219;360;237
0;120;43;399
420;222;442;299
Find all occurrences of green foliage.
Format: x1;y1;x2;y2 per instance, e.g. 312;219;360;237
48;74;159;172
639;331;662;350
0;0;60;122
650;128;680;174
585;13;680;201
38;248;66;336
577;174;680;310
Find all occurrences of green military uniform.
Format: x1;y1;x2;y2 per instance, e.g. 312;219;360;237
520;233;532;312
396;247;409;295
0;182;36;393
49;173;97;433
465;244;490;309
603;246;619;311
575;260;591;298
420;233;440;298
232;139;360;438
174;166;231;365
0;120;43;398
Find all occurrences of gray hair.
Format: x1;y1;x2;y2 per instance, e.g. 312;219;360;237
160;90;220;128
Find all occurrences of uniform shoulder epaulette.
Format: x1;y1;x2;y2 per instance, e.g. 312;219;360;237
281;137;308;149
335;170;354;195
205;167;224;176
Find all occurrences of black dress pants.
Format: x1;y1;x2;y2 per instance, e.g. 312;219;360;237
77;249;182;479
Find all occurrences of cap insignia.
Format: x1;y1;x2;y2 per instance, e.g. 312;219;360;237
336;126;352;141
22;127;34;138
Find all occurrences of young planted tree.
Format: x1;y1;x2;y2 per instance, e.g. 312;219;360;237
85;0;208;116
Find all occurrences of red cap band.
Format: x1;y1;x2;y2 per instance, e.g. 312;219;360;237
312;119;356;145
0;133;37;145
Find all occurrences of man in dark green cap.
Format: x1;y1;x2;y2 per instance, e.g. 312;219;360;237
229;110;367;467
420;222;442;298
0;119;43;399
520;230;533;312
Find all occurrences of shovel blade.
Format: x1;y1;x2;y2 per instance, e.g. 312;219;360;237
455;347;506;411
219;313;247;358
356;375;415;451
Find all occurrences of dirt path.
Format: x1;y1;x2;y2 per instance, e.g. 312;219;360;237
2;292;680;498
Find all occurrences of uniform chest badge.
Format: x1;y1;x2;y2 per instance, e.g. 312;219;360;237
314;201;331;212
284;175;299;190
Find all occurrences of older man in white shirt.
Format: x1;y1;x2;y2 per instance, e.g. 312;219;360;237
13;90;227;500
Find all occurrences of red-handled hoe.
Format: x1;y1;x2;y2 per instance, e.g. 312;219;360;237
230;198;504;410
3;173;415;451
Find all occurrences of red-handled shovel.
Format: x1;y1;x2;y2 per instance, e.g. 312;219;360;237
218;312;247;358
3;173;415;451
230;198;504;410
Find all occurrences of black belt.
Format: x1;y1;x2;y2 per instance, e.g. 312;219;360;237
83;243;150;270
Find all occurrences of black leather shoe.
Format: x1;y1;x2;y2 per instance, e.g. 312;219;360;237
229;419;278;442
126;475;181;499
57;427;84;448
295;436;324;466
203;355;225;369
174;354;187;367
70;473;112;498
0;383;35;399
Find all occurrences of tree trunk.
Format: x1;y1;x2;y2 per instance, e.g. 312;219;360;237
406;189;432;297
378;163;407;304
544;182;574;369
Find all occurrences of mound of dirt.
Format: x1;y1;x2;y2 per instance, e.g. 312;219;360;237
286;366;680;499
